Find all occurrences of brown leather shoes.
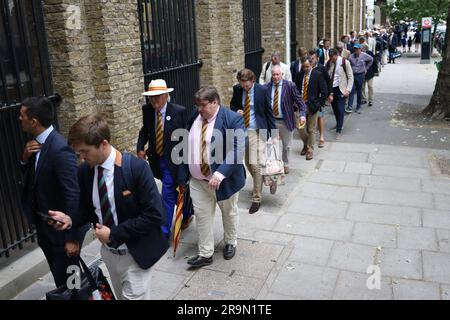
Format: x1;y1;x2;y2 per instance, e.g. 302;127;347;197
306;149;313;160
249;202;260;214
181;215;194;230
300;145;308;156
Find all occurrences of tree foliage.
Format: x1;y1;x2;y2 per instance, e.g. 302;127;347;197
381;0;450;25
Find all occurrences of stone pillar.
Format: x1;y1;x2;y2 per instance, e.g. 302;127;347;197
334;0;340;45
347;0;354;32
297;0;317;50
196;1;245;104
43;1;97;136
324;0;335;44
341;0;347;35
355;0;361;32
317;0;325;41
337;0;346;39
44;0;145;152
261;0;287;64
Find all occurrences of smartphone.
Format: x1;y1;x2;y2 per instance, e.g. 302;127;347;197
36;211;62;224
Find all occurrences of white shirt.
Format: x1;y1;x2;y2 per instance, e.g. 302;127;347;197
35;125;54;169
92;147;127;250
332;57;343;88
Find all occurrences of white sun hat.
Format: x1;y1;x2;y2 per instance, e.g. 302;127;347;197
142;79;174;96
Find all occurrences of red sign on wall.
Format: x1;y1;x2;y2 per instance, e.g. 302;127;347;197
422;17;432;29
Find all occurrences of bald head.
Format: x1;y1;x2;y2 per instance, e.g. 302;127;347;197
271;64;282;85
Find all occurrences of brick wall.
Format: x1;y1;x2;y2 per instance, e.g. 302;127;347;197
297;0;317;50
196;1;245;105
261;0;287;64
44;0;144;152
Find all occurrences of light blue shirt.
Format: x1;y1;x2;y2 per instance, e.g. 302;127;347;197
241;84;257;130
271;80;284;119
35;125;54;169
154;103;167;129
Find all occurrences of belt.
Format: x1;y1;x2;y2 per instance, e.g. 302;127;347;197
104;245;128;256
275;117;284;120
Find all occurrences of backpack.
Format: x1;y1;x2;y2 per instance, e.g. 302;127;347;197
326;57;348;82
121;152;135;194
341;57;349;81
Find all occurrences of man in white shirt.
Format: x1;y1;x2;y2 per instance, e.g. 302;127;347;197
49;114;168;299
259;51;292;84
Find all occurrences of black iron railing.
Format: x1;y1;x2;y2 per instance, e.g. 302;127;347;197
1;0;55;257
137;0;201;113
243;0;263;79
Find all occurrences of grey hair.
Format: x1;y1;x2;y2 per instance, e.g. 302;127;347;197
271;51;281;58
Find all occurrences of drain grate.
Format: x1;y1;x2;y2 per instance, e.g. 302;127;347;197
436;157;450;175
429;155;450;176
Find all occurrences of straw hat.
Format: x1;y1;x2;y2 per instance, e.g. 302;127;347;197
142;79;174;96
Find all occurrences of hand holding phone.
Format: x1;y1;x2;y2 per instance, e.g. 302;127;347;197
36;211;62;224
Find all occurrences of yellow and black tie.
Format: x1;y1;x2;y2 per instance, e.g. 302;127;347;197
273;84;280;117
200;118;211;177
243;91;250;128
156;111;163;156
303;73;309;102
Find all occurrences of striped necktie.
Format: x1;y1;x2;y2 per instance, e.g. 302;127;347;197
97;166;113;227
273;84;280;117
200;118;211;177
155;111;163;156
303;72;309;101
243;91;250;128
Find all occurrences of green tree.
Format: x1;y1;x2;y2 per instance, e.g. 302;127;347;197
382;0;449;25
382;0;449;45
423;4;450;119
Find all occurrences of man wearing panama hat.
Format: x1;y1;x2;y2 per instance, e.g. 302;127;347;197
137;79;194;239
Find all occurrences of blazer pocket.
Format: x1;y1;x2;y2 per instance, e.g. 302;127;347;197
122;190;132;197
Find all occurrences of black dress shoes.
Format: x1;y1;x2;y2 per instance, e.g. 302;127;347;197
249;202;260;214
223;244;236;260
187;255;213;268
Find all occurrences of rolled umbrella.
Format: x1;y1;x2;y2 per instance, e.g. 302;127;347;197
173;184;185;257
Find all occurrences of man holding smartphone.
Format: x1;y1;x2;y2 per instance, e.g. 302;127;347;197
19;96;88;287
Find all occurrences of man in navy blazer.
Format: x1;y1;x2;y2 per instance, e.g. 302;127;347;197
49;114;168;300
230;68;276;214
19;96;88;287
137;79;193;238
178;86;246;268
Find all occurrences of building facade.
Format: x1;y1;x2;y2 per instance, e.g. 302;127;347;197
0;0;367;259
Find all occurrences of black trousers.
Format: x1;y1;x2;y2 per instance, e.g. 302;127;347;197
36;220;88;287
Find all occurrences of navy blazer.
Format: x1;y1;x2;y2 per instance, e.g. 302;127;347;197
295;69;328;112
179;106;246;202
137;102;188;183
290;59;302;83
74;151;168;269
20;129;87;243
229;83;276;133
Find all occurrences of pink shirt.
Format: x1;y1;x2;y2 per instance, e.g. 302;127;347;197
188;108;225;182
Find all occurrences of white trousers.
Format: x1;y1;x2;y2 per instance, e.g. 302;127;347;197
101;245;152;300
190;178;239;258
